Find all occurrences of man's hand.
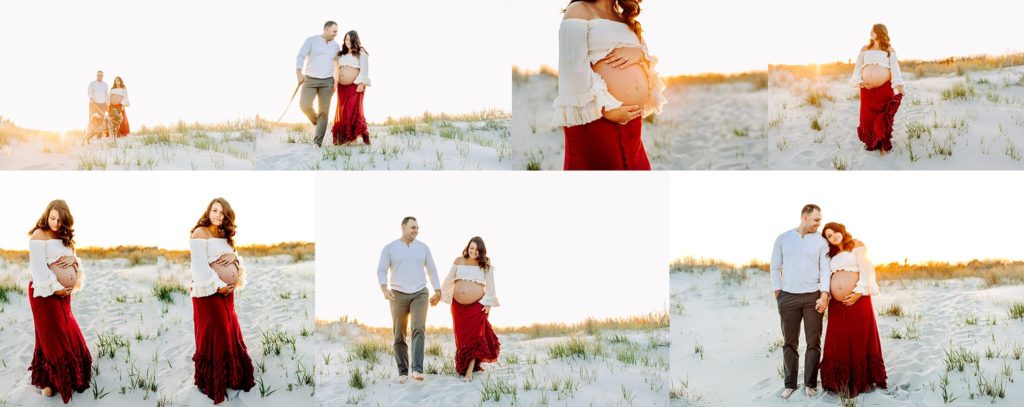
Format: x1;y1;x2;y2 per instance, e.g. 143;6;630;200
774;290;781;299
296;70;305;85
429;291;441;306
381;285;396;301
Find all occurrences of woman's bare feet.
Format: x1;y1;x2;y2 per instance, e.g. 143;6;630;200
41;387;54;397
463;359;477;382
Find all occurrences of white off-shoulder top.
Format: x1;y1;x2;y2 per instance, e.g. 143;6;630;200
851;49;905;90
29;239;84;297
108;88;130;106
829;246;879;296
552;18;667;127
190;238;246;297
338;52;371;86
441;264;499;307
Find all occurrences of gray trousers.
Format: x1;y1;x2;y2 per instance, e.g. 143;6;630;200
777;291;824;389
299;76;334;146
390;288;429;375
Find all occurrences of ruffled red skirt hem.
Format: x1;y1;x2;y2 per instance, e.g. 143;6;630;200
858;82;903;152
27;282;93;404
452;301;500;375
820;295;888;397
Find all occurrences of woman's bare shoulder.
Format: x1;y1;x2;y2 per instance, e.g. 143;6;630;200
563;2;593;20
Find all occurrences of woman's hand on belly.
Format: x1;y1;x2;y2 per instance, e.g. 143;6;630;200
601;104;642;125
601;47;646;70
860;65;891;89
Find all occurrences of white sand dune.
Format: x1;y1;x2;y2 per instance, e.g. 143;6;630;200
0;258;159;406
671;267;1024;405
316;320;669;406
511;72;769;170
0;127;256;171
157;256;315;406
766;66;1024;170
254;119;513;170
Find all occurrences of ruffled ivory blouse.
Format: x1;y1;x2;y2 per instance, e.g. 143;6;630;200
338;52;371;86
850;49;905;90
829;246;880;296
441;264;499;307
190;238;246;297
29;239;84;297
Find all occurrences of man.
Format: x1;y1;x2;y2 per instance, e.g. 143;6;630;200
88;71;108;137
770;204;831;399
295;21;340;147
378;216;442;384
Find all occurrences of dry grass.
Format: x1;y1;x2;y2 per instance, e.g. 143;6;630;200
159;241;314;264
875;260;1024;287
513;65;768;90
326;312;668;340
670;256;767;274
0;116;61;146
0;246;157;266
771;52;1024;80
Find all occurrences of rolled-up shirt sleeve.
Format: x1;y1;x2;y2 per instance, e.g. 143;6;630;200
296;37;311;71
818;240;831;293
424;247;440;291
377;245;390;287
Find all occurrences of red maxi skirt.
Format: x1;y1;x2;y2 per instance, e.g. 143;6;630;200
117;108;130;136
452;301;500;375
27;281;93;404
563;117;651;170
331;83;369;145
820;295;887;397
192;292;255;404
858;81;903;152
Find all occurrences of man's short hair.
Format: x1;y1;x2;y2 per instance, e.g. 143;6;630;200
97;70;103;74
801;204;821;215
402;216;417;226
324;21;337;29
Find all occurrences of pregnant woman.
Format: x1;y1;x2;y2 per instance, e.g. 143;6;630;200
108;77;131;137
553;0;666;170
819;222;887;397
436;236;500;382
331;30;371;145
190;197;254;404
27;199;92;403
851;24;904;154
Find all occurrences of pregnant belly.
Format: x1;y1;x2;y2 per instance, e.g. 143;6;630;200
830;270;860;300
453;280;485;305
593;60;650;108
210;254;240;286
49;256;81;289
861;64;891;89
337;66;360;86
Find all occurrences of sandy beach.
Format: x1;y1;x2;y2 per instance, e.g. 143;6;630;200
254;112;513;170
316;316;670;406
766;64;1024;169
0;254;159;406
671;263;1024;405
156;254;315;406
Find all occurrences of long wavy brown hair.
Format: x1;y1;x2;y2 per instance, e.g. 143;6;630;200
866;23;892;56
113;76;126;89
461;236;491;271
567;0;643;41
191;197;237;248
29;199;75;250
822;222;856;258
340;30;366;58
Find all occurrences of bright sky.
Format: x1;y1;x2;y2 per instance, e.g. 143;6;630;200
0;0;509;133
670;172;1024;266
509;0;1023;75
0;172;160;249
315;172;669;328
156;172;315;251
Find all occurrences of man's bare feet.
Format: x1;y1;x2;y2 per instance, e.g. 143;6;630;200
781;388;795;399
411;371;425;381
397;375;408;384
804;387;818;397
41;387;54;397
